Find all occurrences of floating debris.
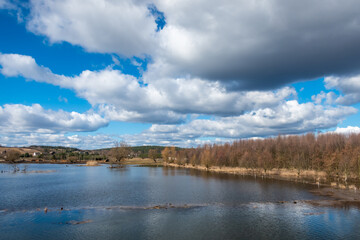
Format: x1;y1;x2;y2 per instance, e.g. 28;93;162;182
304;212;325;216
29;170;56;174
67;220;92;225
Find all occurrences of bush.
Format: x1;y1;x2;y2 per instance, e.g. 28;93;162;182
86;161;99;166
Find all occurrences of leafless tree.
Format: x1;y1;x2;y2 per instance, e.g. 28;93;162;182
163;132;360;183
110;141;130;166
148;149;158;163
6;150;20;163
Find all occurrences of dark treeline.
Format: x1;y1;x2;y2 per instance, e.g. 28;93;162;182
162;133;360;182
130;146;166;158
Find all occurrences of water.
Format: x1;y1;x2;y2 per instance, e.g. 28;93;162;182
1;164;360;239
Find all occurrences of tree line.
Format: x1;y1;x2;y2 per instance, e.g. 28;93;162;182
162;133;360;182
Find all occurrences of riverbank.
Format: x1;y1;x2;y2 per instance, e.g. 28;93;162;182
165;163;330;184
122;157;163;166
1;157;163;166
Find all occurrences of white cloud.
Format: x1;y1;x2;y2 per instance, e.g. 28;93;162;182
21;0;360;89
0;99;356;148
334;126;360;134
0;104;108;134
1;53;359;147
0;53;64;84
311;91;336;105
0;133;116;149
98;105;185;124
325;75;360;105
2;1;360;148
0;53;297;123
27;0;157;57
123;100;357;146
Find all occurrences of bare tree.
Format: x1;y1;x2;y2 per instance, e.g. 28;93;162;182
161;147;170;163
161;146;176;163
110;141;130;165
6;150;21;163
164;132;360;184
148;149;158;163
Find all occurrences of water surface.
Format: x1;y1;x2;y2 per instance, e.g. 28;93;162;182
1;164;360;239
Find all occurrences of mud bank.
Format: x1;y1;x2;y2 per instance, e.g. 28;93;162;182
304;188;360;208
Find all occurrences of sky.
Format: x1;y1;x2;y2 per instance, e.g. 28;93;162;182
0;0;360;149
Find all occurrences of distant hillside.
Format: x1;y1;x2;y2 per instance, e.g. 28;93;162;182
0;145;181;161
93;145;181;158
0;146;38;155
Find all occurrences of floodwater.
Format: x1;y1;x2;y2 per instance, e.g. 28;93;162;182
1;164;360;239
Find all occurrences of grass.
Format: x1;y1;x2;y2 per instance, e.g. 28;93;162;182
121;158;163;166
86;160;100;166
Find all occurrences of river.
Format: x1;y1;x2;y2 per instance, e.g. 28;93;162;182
1;164;360;239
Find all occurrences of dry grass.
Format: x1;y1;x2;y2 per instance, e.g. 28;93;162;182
122;158;163;165
86;160;100;166
165;163;328;183
0;147;39;155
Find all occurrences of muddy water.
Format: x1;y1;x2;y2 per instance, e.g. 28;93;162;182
1;164;360;239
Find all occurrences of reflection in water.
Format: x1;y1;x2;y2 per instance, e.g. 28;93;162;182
0;164;360;239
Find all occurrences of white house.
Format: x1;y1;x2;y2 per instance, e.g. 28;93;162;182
33;152;41;157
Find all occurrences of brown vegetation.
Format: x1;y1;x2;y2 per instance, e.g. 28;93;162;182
0;145;166;165
162;133;360;184
121;157;163;165
109;141;130;166
86;160;100;166
5;149;21;163
148;149;158;162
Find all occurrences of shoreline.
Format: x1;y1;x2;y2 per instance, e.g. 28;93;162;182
0;157;162;166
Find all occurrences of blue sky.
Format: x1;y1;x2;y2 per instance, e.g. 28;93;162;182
0;0;360;149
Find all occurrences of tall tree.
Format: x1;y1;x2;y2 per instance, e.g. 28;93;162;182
111;141;130;164
148;149;158;163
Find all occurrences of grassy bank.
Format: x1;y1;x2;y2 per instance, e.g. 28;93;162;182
165;163;359;190
121;158;163;166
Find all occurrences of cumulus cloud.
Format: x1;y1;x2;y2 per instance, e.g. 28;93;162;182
311;91;336;105
26;0;158;57
2;0;360;148
21;0;360;89
325;75;360;105
0;133;116;149
334;126;360;134
0;53;297;123
123;100;357;146
0;104;108;134
0;53;64;84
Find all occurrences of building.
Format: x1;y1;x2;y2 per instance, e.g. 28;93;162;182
33;152;41;157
